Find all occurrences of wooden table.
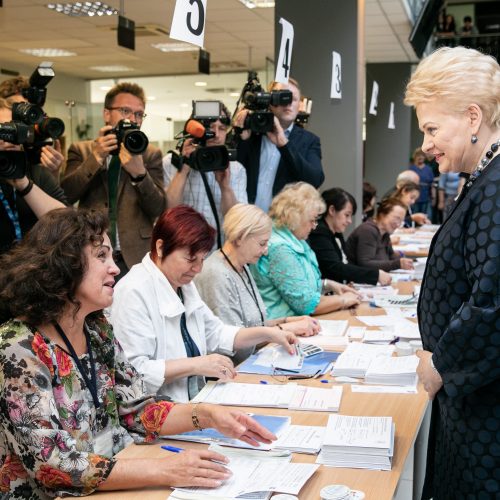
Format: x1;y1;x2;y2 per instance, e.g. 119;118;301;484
90;282;429;500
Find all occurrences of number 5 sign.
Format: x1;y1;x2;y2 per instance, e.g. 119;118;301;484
275;18;294;84
170;0;207;48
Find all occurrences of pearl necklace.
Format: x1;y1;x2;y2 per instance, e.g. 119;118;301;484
466;139;500;188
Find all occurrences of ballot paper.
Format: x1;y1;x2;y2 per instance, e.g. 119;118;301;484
356;285;398;301
253;345;303;371
351;384;418;394
174;457;319;497
364;354;419;386
273;425;326;454
362;329;396;344
346;326;366;340
356;316;416;329
317;414;395;470
317;319;349;336
303;335;349;349
164;414;291;450
193;381;342;412
288;385;343;412
331;342;394;378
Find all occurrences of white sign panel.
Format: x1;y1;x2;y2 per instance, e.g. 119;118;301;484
388;102;396;129
369;81;379;116
330;51;342;99
170;0;207;48
275;18;294;83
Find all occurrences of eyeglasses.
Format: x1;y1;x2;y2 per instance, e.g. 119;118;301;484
106;107;147;121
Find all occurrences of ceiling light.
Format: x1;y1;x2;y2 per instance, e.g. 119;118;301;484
90;65;134;72
230;92;240;97
99;85;112;91
47;2;118;17
151;43;198;53
20;48;76;57
237;0;275;8
194;81;207;87
180;103;189;107
147;96;156;101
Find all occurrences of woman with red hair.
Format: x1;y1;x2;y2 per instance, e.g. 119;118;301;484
111;205;297;403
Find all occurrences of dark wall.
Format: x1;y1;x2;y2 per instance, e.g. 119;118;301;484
364;63;413;197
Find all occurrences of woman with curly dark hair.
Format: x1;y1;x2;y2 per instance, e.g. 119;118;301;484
0;208;275;500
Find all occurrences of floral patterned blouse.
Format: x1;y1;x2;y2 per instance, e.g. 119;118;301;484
0;316;175;499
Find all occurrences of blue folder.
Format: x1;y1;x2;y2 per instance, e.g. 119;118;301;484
237;351;340;375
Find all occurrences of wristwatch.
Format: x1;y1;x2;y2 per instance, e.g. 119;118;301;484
129;172;147;185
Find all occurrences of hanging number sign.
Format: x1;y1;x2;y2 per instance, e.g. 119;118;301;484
330;51;342;99
275;18;294;83
170;0;207;48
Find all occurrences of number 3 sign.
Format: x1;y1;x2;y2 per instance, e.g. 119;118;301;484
275;18;294;84
170;0;207;48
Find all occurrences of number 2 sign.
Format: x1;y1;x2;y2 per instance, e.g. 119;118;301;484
275;18;294;84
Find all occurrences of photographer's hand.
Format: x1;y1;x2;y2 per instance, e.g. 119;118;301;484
181;138;196;159
232;109;252;140
92;126;118;164
266;116;288;148
119;145;146;178
40;141;64;174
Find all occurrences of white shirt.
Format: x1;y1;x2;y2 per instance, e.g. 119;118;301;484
110;253;239;403
163;154;248;231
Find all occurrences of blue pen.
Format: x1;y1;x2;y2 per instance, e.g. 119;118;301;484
260;380;268;384
161;445;184;453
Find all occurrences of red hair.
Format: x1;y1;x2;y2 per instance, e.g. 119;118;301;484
151;205;216;261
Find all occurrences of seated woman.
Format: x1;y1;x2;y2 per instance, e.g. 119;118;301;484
250;182;361;320
110;205;296;403
195;203;320;364
308;187;392;286
391;181;429;227
0;208;275;499
345;198;414;272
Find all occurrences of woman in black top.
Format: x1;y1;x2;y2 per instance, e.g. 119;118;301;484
308;187;392;286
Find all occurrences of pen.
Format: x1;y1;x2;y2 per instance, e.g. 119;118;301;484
288;369;321;380
274;367;300;373
161;445;184;453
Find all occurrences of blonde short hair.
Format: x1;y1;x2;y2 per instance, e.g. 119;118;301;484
223;203;272;243
270;182;326;231
405;47;500;128
0;97;13;111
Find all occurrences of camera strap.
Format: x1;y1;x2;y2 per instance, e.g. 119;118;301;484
0;185;22;240
199;170;222;249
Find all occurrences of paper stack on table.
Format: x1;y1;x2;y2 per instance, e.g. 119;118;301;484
317;414;395;471
331;342;394;378
362;329;396;344
364;354;419;386
273;425;326;454
193;381;343;412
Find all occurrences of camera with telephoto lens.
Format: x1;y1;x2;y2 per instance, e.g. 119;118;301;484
105;119;149;156
171;100;234;173
0;122;35;179
240;71;292;134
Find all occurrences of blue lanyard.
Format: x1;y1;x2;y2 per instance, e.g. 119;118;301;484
0;185;22;240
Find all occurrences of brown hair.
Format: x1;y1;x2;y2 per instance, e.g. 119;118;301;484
0;208;108;325
0;76;29;99
393;181;420;200
376;198;407;218
104;82;146;108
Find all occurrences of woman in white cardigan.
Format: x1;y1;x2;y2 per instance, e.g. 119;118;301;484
110;205;296;403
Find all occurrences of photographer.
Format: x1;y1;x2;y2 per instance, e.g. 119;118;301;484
0;76;64;178
163;101;247;236
0;98;66;254
62;82;166;276
234;77;324;212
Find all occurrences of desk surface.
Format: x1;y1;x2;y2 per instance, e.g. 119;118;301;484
90;282;429;500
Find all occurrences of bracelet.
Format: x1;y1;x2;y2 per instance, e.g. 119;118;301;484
277;324;284;330
191;403;203;431
341;297;346;310
129;172;147;184
16;179;34;197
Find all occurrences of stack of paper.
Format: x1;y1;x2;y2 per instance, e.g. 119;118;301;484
362;329;396;344
317;415;395;470
364;354;419;386
193;381;343;412
164;414;291;450
273;425;326;454
303;320;349;349
252;345;303;371
331;343;394;378
173;456;319;498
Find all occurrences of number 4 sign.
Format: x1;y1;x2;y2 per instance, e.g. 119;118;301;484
170;0;207;48
275;18;294;83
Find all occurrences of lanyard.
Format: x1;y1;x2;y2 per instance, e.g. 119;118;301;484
219;248;265;326
53;322;101;409
0;185;22;240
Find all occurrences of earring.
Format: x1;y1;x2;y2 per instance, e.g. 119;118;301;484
471;134;478;144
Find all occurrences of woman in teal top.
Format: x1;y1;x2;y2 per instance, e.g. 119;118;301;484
250;182;361;319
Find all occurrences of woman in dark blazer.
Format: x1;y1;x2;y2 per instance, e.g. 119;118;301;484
308;187;392;286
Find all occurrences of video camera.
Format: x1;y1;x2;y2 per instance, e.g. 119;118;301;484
239;71;292;134
171;100;235;173
0;63;65;178
105;119;149;156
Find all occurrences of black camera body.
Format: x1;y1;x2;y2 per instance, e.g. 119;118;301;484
106;119;149;156
0;122;36;179
240;71;293;134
